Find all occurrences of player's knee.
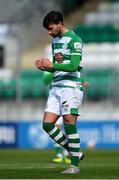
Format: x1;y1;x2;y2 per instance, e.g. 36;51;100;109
63;114;77;124
63;117;72;124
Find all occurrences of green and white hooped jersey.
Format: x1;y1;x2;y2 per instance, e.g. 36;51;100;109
51;30;83;89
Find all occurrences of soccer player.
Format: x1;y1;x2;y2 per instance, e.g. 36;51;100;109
43;72;70;163
43;72;84;164
35;10;83;174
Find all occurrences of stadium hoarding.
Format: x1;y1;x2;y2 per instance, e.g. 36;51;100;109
18;121;54;149
78;121;119;149
18;121;119;149
0;122;18;147
0;121;119;149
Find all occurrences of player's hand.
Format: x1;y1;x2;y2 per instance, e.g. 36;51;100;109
35;59;45;70
41;58;53;69
35;58;53;70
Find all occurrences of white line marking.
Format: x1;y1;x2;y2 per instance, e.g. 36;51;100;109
0;163;56;169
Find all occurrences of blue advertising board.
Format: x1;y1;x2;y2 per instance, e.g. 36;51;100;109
77;121;119;149
18;121;54;149
0;123;18;147
18;120;119;149
0;120;119;149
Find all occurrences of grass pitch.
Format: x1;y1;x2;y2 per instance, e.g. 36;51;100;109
0;149;119;179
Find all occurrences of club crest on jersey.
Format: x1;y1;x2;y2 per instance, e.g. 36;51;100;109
55;52;63;63
74;42;82;50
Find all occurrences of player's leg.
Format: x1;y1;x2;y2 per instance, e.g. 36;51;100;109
53;117;83;164
53;117;71;163
63;114;80;173
43;88;69;151
43;112;69;150
52;118;64;163
53;143;64;163
61;88;83;173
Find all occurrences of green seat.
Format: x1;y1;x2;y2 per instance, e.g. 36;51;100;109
74;24;119;43
21;69;43;79
0;81;4;98
85;69;111;100
19;77;48;99
20;70;44;98
20;79;31;98
3;80;16;99
30;79;48;98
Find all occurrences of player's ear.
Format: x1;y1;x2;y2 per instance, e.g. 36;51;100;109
57;22;63;30
58;21;63;28
58;21;63;25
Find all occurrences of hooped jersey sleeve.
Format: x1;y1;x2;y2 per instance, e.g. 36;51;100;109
53;34;83;72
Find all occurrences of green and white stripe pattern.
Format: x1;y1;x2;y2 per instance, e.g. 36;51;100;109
67;134;80;157
64;124;80;167
52;30;83;88
43;122;68;150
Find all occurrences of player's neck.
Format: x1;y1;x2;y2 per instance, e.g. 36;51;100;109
61;26;69;36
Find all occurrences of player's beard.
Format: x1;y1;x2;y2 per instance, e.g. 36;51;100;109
52;29;61;38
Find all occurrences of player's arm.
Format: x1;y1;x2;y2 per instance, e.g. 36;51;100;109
43;72;53;85
42;68;55;72
53;54;81;72
53;40;82;72
35;39;82;72
38;54;81;72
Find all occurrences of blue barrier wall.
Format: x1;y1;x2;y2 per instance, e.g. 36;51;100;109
18;121;54;149
78;121;119;148
0;123;18;147
0;121;119;149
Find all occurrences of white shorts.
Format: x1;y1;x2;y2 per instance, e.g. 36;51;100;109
45;87;83;116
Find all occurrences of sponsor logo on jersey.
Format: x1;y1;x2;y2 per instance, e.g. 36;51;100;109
74;42;82;50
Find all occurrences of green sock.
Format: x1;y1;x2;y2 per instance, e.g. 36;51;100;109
64;124;80;167
43;122;69;150
54;144;63;158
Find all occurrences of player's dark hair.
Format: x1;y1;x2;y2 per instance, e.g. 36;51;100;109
43;11;63;29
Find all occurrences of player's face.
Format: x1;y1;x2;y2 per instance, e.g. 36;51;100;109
47;23;62;38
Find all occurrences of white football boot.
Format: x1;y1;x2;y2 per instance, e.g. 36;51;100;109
61;165;80;174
